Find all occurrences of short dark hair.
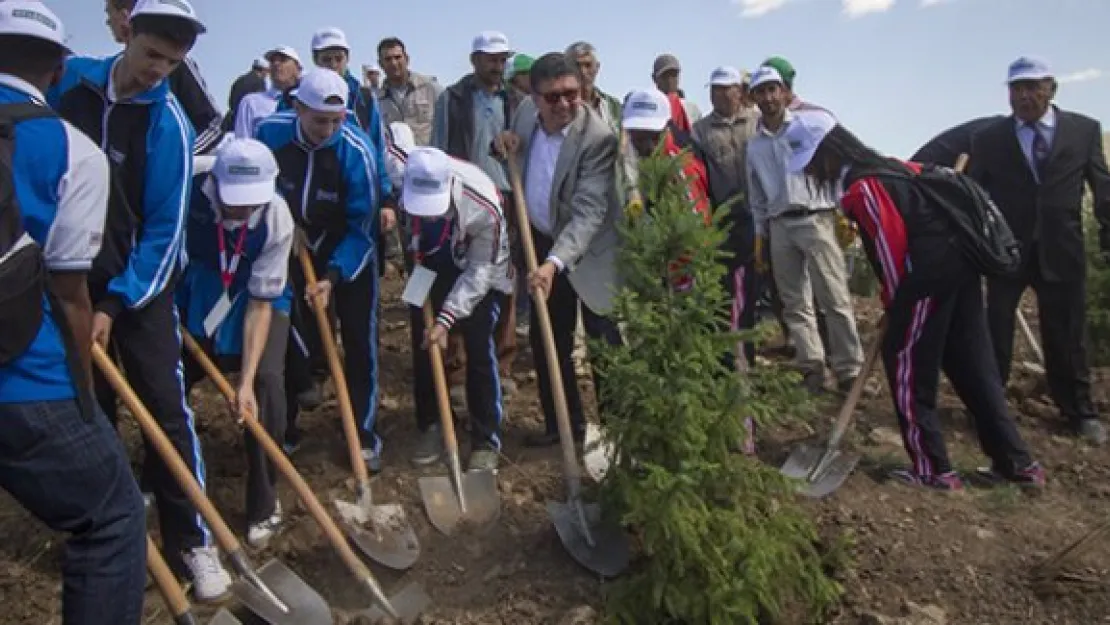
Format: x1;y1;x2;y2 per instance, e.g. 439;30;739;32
377;37;406;57
110;0;136;9
529;52;577;93
130;14;199;49
0;35;67;79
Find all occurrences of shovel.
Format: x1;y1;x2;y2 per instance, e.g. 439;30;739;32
297;246;421;570
781;316;886;498
416;300;501;535
92;344;331;625
178;331;428;622
148;534;242;625
1016;309;1046;375
505;156;630;578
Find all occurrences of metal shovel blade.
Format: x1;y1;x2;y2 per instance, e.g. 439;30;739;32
335;497;421;571
357;582;433;624
547;499;630;578
418;470;500;535
781;443;860;499
230;559;331;625
207;609;243;625
583;422;614;483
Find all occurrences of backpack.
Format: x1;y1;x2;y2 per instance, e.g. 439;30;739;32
866;164;1022;278
0;102;57;365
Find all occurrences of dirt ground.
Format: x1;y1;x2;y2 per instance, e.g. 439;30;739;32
1;273;1108;625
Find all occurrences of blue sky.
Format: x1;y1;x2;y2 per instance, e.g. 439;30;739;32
58;0;1108;157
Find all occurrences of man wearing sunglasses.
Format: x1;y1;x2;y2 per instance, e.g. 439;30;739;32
494;52;622;448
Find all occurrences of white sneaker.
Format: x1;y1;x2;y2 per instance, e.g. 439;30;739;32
183;546;233;603
247;501;283;548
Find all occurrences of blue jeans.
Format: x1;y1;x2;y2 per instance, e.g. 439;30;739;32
0;400;146;625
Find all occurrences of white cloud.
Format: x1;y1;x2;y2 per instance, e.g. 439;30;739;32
920;0;951;6
1058;68;1103;84
842;0;896;17
735;0;792;17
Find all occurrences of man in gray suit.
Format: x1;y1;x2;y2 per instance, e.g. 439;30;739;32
496;52;623;447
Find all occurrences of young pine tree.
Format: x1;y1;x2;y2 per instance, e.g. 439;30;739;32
595;147;842;624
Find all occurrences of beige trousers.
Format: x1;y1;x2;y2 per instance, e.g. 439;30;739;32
769;211;864;380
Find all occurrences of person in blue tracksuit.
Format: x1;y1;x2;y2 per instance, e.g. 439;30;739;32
0;5;146;622
46;0;234;599
178;138;294;547
254;69;388;471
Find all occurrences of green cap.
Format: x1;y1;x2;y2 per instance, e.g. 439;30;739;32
504;53;535;80
761;56;796;87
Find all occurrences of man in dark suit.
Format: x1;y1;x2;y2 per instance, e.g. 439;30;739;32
969;56;1110;445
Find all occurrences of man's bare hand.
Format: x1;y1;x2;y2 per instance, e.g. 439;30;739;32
493;131;521;159
528;261;557;300
91;312;113;348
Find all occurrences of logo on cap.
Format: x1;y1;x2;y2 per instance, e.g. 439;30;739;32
12;8;58;30
410;177;442;190
1012;59;1035;72
228;165;261;176
488;34;507;45
157;0;194;14
632;101;658;111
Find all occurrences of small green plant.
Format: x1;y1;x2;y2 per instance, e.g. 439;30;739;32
595;148;843;624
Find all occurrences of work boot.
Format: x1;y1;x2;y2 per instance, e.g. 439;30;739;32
411;425;443;467
1077;419;1108;446
468;447;499;472
183;547;233;603
247;500;284;548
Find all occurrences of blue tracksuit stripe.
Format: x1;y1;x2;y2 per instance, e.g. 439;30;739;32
488;299;503;449
360;267;381;441
339;126;378;280
171;304;212;545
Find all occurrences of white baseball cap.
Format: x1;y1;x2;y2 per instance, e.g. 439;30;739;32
622;88;671;132
363;64;382;74
784;108;838;173
402;147;454;218
311;27;348;52
294;69;349;113
213;138;278;207
749;65;785;90
1007;56;1053;83
0;1;68;51
265;45;302;67
708;66;745;87
130;0;206;34
471;30;511;55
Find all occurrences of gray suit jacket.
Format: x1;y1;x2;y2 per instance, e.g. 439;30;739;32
511;103;623;314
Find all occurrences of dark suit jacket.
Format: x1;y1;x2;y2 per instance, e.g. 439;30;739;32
968;107;1110;281
912;115;1004;167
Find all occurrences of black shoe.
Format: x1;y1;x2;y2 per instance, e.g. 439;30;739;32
296;385;322;411
802;369;826;395
523;429;584;448
837;376;858;395
1076;419;1108;446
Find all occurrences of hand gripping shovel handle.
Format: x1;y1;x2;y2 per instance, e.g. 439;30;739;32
147;534;198;625
178;332;399;619
505;157;584;501
90;344;288;614
296;245;372;494
421;301;468;511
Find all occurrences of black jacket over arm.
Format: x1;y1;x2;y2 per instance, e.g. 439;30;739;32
968;108;1110;282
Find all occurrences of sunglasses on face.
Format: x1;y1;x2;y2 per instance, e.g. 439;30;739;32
540;89;580;105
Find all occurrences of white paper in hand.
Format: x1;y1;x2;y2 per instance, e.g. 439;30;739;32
401;265;437;308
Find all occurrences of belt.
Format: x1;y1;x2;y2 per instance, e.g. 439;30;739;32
777;207;833;220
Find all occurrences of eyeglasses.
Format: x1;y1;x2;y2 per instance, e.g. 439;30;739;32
540;89;580;105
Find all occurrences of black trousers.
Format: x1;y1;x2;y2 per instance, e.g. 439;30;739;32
529;228;623;435
721;261;757;368
183;313;289;525
882;279;1033;477
286;260;381;450
92;288;209;573
987;248;1099;425
409;257;506;448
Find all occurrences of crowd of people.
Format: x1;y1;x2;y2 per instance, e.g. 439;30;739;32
0;0;1108;622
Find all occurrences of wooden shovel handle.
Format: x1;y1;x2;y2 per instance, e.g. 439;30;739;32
91;344;243;553
147;534;192;619
826;316;886;448
296;245;369;484
421;302;461;452
178;331;387;596
505;157;583;488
